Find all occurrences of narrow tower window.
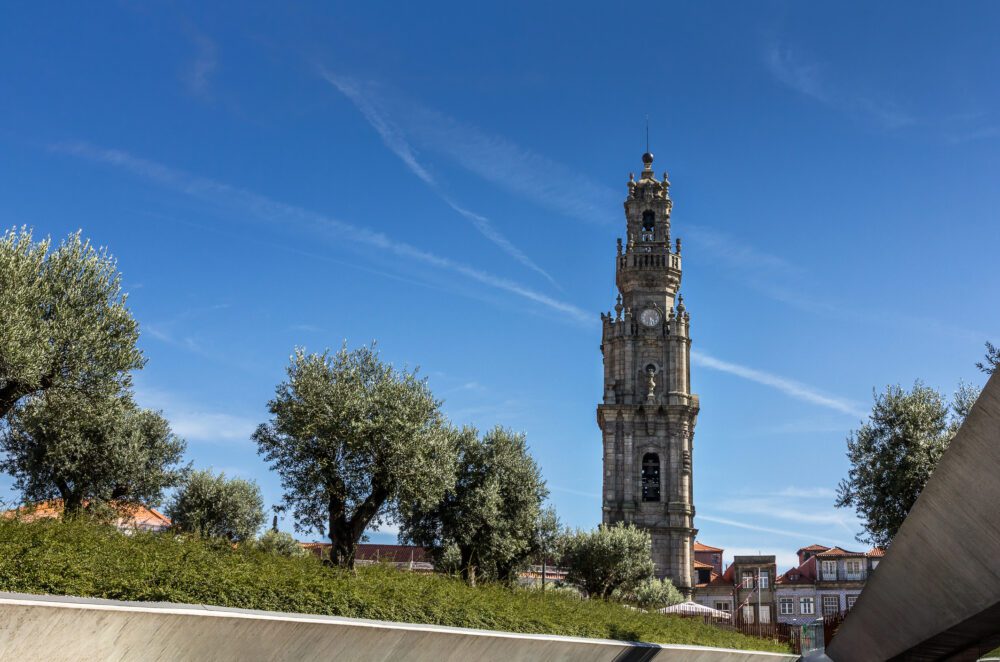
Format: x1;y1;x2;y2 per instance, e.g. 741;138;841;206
642;210;655;231
641;210;655;242
641;453;660;502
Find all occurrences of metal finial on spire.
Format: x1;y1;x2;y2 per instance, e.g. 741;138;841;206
641;115;654;169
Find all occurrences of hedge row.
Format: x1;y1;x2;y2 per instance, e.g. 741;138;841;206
0;519;788;653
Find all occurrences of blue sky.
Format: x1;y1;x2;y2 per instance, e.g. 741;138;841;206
2;2;998;571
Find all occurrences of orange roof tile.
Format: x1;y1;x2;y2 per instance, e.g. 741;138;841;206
694;541;723;553
693;560;714;569
816;546;865;557
3;500;171;529
867;547;885;557
777;555;818;585
797;544;831;553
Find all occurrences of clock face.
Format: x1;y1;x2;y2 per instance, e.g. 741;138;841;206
640;308;661;327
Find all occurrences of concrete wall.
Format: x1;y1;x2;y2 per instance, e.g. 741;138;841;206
0;592;797;662
827;372;1000;661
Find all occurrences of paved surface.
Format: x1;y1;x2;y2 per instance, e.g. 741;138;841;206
827;371;1000;661
0;592;798;661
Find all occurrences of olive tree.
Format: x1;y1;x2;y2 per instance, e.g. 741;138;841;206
836;381;974;548
0;227;143;418
167;469;265;542
560;523;655;599
0;389;187;517
253;344;456;568
400;426;548;585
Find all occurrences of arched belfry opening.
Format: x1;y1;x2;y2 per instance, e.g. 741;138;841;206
641;453;660;502
641;210;655;241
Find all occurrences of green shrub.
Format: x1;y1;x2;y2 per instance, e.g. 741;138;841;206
0;519;788;653
612;577;685;610
254;530;307;558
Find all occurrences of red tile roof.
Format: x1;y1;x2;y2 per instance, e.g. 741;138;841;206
867;547;885;557
3;500;171;530
777;555;818;585
694;541;723;553
693;560;714;569
815;546;866;558
301;542;430;564
797;544;831;553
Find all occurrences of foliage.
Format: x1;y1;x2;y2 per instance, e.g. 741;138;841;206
612;577;684;610
836;381;973;548
167;470;265;543
0;227;144;418
0;518;788;652
255;530;308;558
977;341;1000;375
253;344;456;568
560;523;655;599
0;388;187;516
400;426;547;585
533;504;562;566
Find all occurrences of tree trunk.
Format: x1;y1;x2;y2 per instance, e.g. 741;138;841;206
326;481;391;570
0;382;28;419
327;492;355;569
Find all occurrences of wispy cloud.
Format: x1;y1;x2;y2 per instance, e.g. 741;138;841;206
549;485;601;499
52;141;591;325
717;497;858;535
320;74;619;226
321;71;556;286
684;224;800;277
135;385;257;444
183;30;218;98
698;513;817;540
771;486;837;499
692;349;866;418
399;105;619;225
765;44;915;129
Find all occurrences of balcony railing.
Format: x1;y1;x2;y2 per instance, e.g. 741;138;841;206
819;569;868;582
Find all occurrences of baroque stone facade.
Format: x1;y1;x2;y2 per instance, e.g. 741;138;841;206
597;150;699;597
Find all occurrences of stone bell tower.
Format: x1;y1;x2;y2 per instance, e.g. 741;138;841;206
597;149;700;597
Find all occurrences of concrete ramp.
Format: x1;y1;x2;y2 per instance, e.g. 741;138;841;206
0;592;796;661
827;371;1000;661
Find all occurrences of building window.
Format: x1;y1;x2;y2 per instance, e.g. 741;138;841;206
741;570;754;589
846;595;858;610
821;560;837;580
822;595;840;616
779;598;794;615
641;454;660;502
759;570;769;589
845;559;863;579
742;605;754;624
714;601;731;612
800;597;815;615
759;607;771;624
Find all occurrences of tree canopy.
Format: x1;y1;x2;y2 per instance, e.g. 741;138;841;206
0;388;187;516
836;381;973;548
253;344;456;568
400;426;548;585
0;227;143;418
560;523;655;599
977;341;999;375
167;469;265;542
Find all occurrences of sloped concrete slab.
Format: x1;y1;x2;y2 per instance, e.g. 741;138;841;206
0;591;796;661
